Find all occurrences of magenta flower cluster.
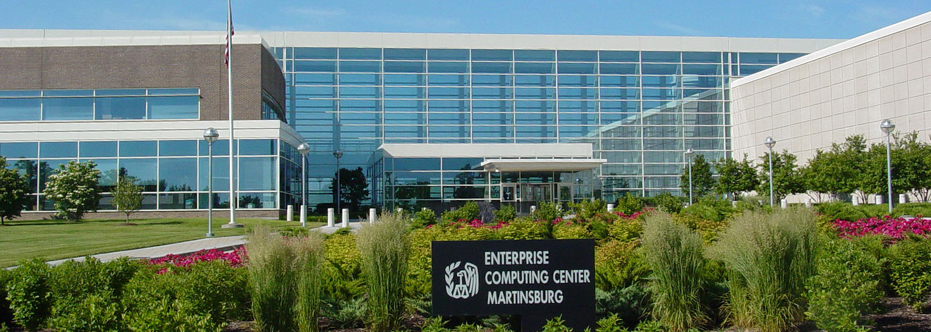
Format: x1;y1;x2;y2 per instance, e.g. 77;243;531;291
146;248;245;269
833;216;931;240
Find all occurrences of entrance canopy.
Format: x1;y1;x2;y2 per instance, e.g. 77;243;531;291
371;143;606;173
480;159;606;172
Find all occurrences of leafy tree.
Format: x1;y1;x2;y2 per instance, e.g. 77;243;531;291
111;176;143;223
330;167;370;213
714;154;759;200
891;132;931;202
44;161;101;222
680;154;714;199
757;150;803;202
0;157;31;225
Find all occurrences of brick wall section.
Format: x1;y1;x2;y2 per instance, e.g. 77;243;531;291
0;43;286;121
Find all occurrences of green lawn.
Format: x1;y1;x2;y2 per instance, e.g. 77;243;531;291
0;218;323;267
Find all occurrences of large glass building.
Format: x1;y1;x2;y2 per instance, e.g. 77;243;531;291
0;30;843;215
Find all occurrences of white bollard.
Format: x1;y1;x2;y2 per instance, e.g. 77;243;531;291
876;195;883;205
900;194;908;204
852;196;859;206
300;205;307;227
286;205;293;222
327;208;335;227
530;205;536;214
780;199;787;209
606;204;615;212
369;208;376;224
805;198;812;208
342;208;349;228
397;208;403;214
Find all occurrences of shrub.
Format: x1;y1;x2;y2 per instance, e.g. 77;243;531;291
552;221;592;239
892;203;931;218
356;213;410;332
247;225;298;332
440;202;480;225
644;192;683;214
815;202;869;223
325;232;361;278
806;236;884;332
595;286;650;329
294;233;327;332
607;215;643;242
43;160;101;222
886;236;931;311
679;196;735;223
494;204;517;223
6;258;52;332
595;240;648;292
531;201;564;224
570;199;607;221
711;207;818;332
0;269;12;327
421;317;450;332
641;212;707;331
47;257;139;332
595;313;630;332
497;218;549;240
541;316;572;332
615;194;645;215
411;208;438;229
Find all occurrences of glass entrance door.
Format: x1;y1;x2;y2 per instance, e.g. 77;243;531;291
502;184;519;202
521;183;552;203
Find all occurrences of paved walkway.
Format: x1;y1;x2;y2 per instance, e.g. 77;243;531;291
45;220;367;266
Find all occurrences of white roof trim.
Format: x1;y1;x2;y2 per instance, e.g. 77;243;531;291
481;159;607;172
376;143;594;159
733;10;931;87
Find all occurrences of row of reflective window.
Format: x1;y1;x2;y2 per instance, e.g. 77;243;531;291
289;62;739;75
291;74;719;87
294;87;724;100
291;100;724;114
276;48;802;65
0;139;277;159
0;89;200;122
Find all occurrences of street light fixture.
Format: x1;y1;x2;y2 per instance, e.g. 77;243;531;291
881;119;895;214
333;150;344;214
764;136;776;207
684;148;694;205
297;143;311;227
203;128;219;237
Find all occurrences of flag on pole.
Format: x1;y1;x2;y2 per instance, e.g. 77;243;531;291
224;0;234;67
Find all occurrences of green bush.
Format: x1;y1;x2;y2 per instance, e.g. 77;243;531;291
569;199;607;221
552;221;592;239
806;236;884;332
531;201;564;224
615;194;645;215
421;317;450;332
595;286;650;329
595;313;630;332
122;260;246;332
497;218;549;240
541;316;572;332
6;258;52;332
440;201;480;225
641;212;708;331
595;240;649;292
679;196;735;223
644;192;683;214
887;236;931;311
711;207;818;332
411;208;438;229
815;202;869;222
356;213;410;332
47;257;139;332
0;269;13;327
606;215;643;242
892;202;931;218
494;204;517;223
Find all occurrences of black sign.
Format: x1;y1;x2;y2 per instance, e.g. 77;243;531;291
432;239;595;332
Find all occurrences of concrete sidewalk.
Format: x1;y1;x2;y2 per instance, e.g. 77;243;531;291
45;220;367;266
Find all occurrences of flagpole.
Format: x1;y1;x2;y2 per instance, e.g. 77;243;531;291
224;0;241;228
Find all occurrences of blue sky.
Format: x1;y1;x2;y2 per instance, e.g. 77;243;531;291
3;1;930;39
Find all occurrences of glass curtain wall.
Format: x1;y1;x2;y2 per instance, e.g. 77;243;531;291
0;139;295;211
273;47;803;203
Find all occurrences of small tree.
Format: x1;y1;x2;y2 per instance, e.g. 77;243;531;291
330;167;370;213
44;161;101;222
0;156;31;225
112;176;143;223
680;154;715;198
757;150;803;202
715;154;759;200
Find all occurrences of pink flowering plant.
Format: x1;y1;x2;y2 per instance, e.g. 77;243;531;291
146;248;246;272
833;216;931;240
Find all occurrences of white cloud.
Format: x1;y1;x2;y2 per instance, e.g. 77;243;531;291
286;6;347;18
799;3;825;17
655;21;703;36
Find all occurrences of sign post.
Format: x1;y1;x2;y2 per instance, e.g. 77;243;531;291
432;239;595;332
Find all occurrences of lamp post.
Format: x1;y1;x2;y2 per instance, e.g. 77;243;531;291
297;143;310;227
333;150;343;213
881;119;895;214
764;136;776;207
684;148;694;205
203;128;219;237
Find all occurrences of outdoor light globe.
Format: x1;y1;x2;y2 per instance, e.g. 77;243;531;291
203;127;219;144
764;136;776;149
684;148;694;157
297;143;310;156
333;150;343;159
880;119;895;134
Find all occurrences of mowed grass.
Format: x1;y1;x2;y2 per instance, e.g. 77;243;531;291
0;218;323;267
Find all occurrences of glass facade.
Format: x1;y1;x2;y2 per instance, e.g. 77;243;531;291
272;47;803;204
0;139;300;212
0;88;200;122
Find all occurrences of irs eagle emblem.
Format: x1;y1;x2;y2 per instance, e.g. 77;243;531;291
444;261;479;299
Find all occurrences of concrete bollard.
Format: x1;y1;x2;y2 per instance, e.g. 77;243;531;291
342;208;349;228
876;195;883;205
780;199;787;209
805;198;812;208
300;205;307;227
397;208;403;214
900;194;908;204
286;205;293;222
530;205;536;214
327;208;335;227
606;204;615;212
852;196;859;206
369;208;376;224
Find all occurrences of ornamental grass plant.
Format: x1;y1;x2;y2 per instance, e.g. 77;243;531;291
356;213;410;332
247;225;298;332
711;207;818;332
641;211;708;331
294;233;326;332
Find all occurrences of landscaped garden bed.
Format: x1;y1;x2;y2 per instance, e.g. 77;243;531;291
3;198;931;331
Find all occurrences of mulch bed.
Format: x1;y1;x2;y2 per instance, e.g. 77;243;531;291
864;297;931;332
